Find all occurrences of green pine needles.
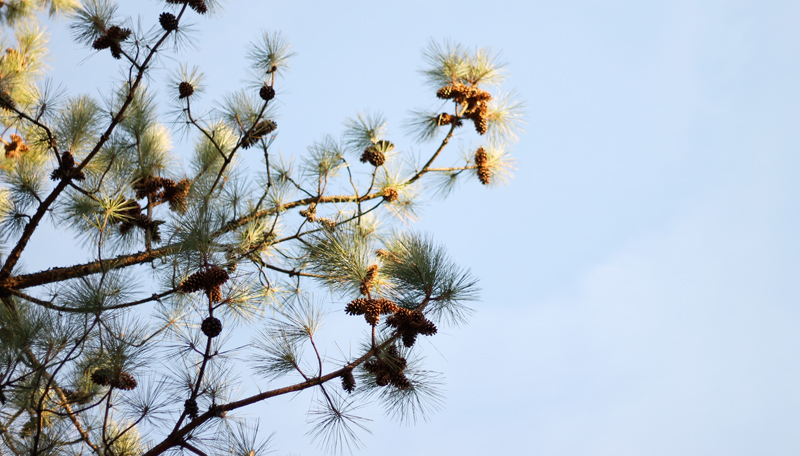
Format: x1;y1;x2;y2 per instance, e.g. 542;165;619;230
0;1;524;455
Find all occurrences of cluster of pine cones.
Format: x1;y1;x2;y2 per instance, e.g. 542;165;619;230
474;147;491;185
345;297;398;326
92;26;132;60
179;265;230;303
133;175;191;212
364;345;412;390
437;83;492;135
360;140;394;167
299;202;317;222
117;199;163;242
91;367;137;390
386;308;438;348
50;152;85;181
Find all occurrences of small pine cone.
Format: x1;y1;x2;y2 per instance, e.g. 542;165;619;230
359;265;379;295
449;83;472;104
184;398;199;419
364;310;380;326
345;297;370;315
159;12;178;31
436;112;453;126
341;369;356;393
390;372;412;390
0;89;15;110
178;81;194;99
107;26;132;41
201;316;222;338
299;202;317;222
436;85;454;99
382;187;399;203
401;332;417;347
473;115;489;135
376;298;399;315
109;42;123;60
90;368;114;387
188;0;208;14
207;285;222;303
92;34;112;50
477;165;491;185
180;270;206;293
206;265;230;288
163;178;191;212
115;372;137;391
360;147;385;167
474;147;488;166
259;84;275;101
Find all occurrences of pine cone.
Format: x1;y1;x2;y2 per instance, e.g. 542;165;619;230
436;85;453;99
180;271;206;293
159;12;178;31
92;35;112;50
382;187;399;203
162;178;191;212
115;372;137;391
345;297;370;315
188;0;208;14
178;81;194;99
107;26;132;41
341;368;356;393
0;89;15;110
184;398;199;419
90;368;114;387
359;264;379;295
201;316;222;338
477;166;491;185
207;285;222;303
259;84;275;101
360;147;385;167
206;265;230;288
474;147;488;166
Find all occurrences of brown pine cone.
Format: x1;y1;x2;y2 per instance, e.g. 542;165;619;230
201;316;222;338
114;372;137;391
159;12;178;31
184;398;199;419
178;81;194;99
259;84;275;101
341;368;356;393
360;147;385;167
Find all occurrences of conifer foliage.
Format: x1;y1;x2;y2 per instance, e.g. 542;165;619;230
0;1;524;454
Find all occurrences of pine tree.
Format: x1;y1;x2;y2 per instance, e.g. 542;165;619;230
0;1;524;454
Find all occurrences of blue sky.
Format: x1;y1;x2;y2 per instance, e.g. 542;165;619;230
25;0;800;454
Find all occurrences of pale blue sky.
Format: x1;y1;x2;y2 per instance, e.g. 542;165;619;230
24;0;800;454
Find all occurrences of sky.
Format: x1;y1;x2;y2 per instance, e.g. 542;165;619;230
18;0;800;454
